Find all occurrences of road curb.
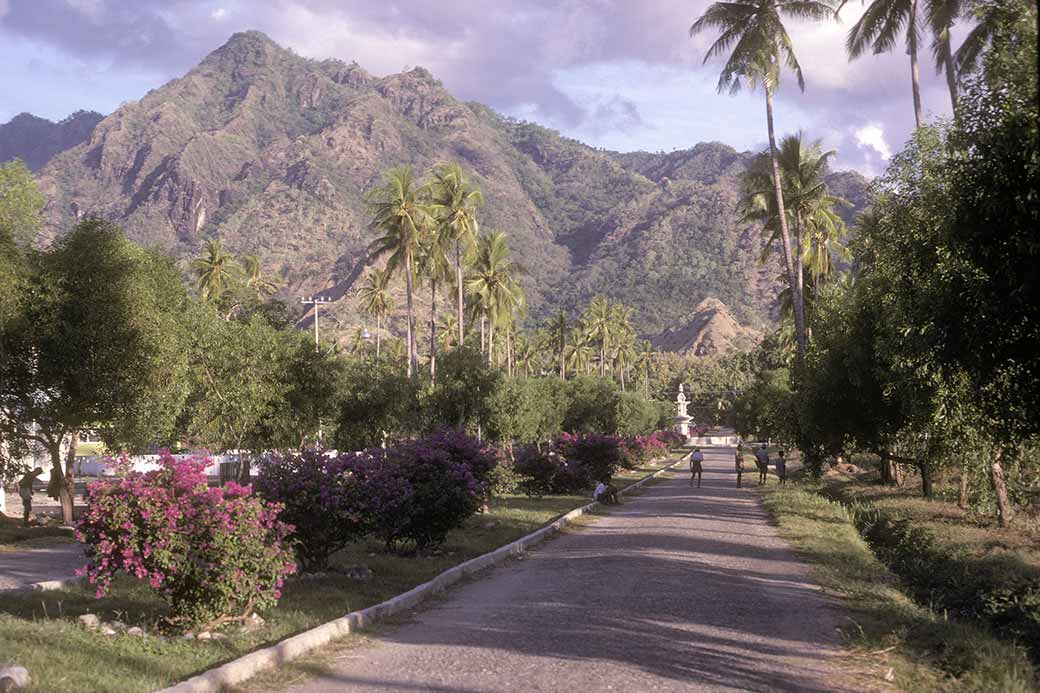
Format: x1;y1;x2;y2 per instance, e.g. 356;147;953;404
157;454;686;693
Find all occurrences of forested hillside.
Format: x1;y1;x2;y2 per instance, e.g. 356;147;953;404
3;31;867;340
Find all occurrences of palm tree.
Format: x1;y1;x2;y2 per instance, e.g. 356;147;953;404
927;0;963;109
356;267;395;362
691;0;835;366
565;332;594;376
847;0;925;125
634;341;655;400
740;133;850;318
191;239;239;304
417;224;453;379
543;309;570;379
240;254;280;301
429;162;483;348
465;232;525;366
367;165;431;378
581;294;614;377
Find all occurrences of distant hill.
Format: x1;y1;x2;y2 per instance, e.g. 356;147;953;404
0;111;103;172
3;31;869;345
650;297;761;356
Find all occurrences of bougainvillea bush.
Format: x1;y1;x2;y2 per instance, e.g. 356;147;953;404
513;445;590;496
76;452;296;629
370;436;484;551
555;433;625;485
254;448;371;571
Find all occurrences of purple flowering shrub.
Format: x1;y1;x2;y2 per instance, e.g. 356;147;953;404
76;452;296;630
254;448;371;571
513;445;590;496
619;432;673;468
371;436;484;551
556;433;624;484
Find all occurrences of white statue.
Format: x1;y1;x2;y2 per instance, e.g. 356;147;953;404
674;384;692;437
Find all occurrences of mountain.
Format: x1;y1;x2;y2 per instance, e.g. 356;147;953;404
8;31;869;345
0;110;103;172
650;297;760;356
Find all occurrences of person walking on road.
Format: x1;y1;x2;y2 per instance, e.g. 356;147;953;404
776;449;788;485
18;467;44;526
735;444;745;488
689;447;704;488
754;446;770;485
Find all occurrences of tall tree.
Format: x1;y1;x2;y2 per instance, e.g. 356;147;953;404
691;0;835;366
466;232;525;367
582;294;614;377
417;220;454;378
1;220;192;523
191;239;240;306
367;166;431;378
544;309;570;379
846;0;927;126
240;254;280;301
356;267;396;362
429;162;483;348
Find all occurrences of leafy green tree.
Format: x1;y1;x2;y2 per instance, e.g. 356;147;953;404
356;267;395;361
691;0;836;366
1;219;192;523
422;346;502;432
428;162;483;347
333;358;423;451
367;165;431;378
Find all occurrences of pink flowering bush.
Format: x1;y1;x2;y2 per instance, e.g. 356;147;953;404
76;451;296;629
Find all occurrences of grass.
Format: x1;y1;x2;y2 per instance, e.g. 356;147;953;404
0;515;75;552
0;455;677;692
757;483;1038;692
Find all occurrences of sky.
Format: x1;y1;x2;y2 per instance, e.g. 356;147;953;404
0;0;957;175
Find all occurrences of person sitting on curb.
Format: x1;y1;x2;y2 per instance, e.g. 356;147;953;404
776;449;788;485
689;447;704;488
594;479;620;505
18;467;44;526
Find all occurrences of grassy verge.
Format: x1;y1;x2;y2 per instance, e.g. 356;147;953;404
758;484;1038;692
0;515;75;552
0;456;676;692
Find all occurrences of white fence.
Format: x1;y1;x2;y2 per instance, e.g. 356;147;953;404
74;453;245;478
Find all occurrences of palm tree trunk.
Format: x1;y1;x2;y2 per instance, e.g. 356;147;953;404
560;341;565;379
405;253;416;378
376;313;382;362
599;343;606;377
456;242;465;346
488;316;495;366
990;447;1014;527
909;0;924;128
765;86;806;367
480;316;486;353
429;279;437;380
940;31;958;110
795;218;805;328
620;366;626;391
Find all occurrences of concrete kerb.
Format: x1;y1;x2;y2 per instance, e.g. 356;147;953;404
157;453;687;693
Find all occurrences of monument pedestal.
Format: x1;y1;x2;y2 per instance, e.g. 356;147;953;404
674;384;693;442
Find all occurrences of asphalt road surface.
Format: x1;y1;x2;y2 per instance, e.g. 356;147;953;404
286;447;855;692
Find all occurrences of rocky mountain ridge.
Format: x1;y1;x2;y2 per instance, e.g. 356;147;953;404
3;31;869;351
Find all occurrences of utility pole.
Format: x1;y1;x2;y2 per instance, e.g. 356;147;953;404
301;294;332;446
301;294;332;352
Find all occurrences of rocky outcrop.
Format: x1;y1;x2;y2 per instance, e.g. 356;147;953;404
651;298;761;356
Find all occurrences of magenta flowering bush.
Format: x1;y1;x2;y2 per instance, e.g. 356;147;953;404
513;445;589;496
370;436;484;551
76;451;296;629
254;448;371;572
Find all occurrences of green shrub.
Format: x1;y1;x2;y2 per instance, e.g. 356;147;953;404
613;392;658;436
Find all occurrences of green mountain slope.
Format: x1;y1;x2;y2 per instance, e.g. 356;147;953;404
11;31;868;342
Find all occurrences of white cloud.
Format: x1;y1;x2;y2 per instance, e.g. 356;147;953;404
210;8;228;21
855;124;893;160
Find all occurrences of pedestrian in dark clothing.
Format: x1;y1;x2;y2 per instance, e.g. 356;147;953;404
18;468;44;526
735;444;745;488
689;448;704;488
776;449;788;485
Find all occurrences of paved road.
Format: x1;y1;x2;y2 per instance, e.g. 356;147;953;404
285;447;855;692
0;543;83;591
